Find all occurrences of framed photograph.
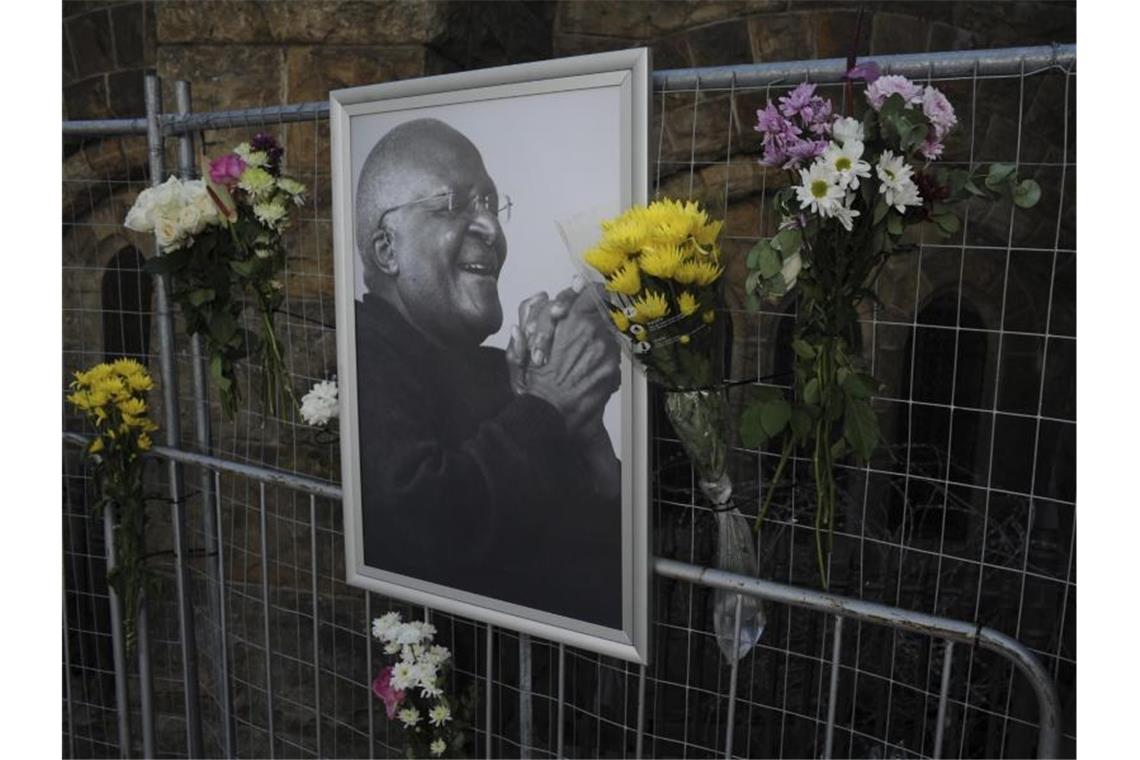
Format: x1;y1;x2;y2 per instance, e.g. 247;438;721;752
330;49;650;663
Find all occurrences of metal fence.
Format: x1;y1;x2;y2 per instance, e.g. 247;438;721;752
62;44;1075;759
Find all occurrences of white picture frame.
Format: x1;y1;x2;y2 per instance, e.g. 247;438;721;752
329;48;650;663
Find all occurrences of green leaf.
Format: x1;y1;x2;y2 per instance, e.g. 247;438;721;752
229;258;257;277
985;162;1017;189
932;213;961;234
739;402;769;449
746;240;764;269
209;354;232;391
210;311;236;344
886;213;904;236
746;292;762;312
803;378;820;405
791;339;817;360
755;243;781;278
760;399;791;438
143;245;192;276
1013;179;1042;208
187;288;215;307
964;179;987;198
789;408;812;440
774;228;803;258
830;438;848;460
842;372;880;400
873;198;889;226
844;400;880;462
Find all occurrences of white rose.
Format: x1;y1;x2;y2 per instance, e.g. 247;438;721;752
155;214;181;250
124;195;155;232
178;203;203;235
780;251;803;291
194;191;221;225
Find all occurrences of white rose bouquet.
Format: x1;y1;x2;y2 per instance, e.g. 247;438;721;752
126;132;305;418
742;65;1041;587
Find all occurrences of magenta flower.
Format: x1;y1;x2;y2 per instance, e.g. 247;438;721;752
845;61;882;84
865;75;924;110
921;86;958;139
209;153;246;187
372;665;406;719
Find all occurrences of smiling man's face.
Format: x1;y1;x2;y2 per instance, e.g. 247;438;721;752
383;132;508;348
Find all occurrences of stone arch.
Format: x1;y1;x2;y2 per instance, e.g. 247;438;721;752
101;244;152;363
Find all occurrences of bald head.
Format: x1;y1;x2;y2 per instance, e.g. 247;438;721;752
354;118;508;347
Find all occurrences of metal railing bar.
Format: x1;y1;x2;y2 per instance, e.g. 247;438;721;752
137;599;156;758
823;615;844;760
933;641;955;759
635;664;647;759
655;558;1061;758
102;506;132;758
556;643;565;759
310;494;323;758
63;46;1074;136
258;482;276;759
485;624;494;760
366;593;375;760
213;471;236;758
62;575;77;760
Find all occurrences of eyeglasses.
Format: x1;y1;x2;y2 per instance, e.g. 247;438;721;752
377;190;513;228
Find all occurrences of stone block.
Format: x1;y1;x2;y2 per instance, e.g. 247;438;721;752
156;1;272;44
63;24;79;85
157;45;284;112
68;8;115;76
660;91;734;164
927;20;982;51
285;45;426;104
64;75;109;121
687;20;752;67
107;69;145;118
869;11;929;55
749;11;813;62
553;33;641;58
650;34;692;70
811;9;861;59
109;2;147;67
557;0;656;38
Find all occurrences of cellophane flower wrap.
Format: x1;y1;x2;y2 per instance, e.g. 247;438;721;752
370;612;469;758
125;132;305;418
742;67;1041;586
582;199;764;663
67;358;160;653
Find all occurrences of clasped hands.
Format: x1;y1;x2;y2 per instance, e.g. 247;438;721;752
505;279;620;440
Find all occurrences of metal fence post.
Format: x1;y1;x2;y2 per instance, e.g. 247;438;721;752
144;72;204;758
102;506;132;758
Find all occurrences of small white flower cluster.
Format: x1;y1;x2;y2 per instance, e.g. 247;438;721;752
372;611;453;734
124;175;222;251
230;142;306;233
299;378;338;426
793;117;873;233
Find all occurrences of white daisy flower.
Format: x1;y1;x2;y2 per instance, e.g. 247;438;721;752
397;706;421;727
833;203;862;232
300;379;338;426
390;661;416;691
371;612;401;641
795;161;844;217
430;739;447;756
821;141;871;191
876;151;923;213
383;641;400;655
429;704;452;727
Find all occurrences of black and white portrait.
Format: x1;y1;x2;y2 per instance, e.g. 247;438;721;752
332;52;650;658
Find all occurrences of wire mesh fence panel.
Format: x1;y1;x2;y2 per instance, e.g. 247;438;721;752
62;47;1074;759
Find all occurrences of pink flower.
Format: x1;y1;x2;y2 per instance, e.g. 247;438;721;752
209;153;246;187
372;665;405;719
921;86;957;139
865;75;924;110
920;134;945;161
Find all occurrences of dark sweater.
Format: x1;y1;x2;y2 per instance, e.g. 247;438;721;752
355;294;622;628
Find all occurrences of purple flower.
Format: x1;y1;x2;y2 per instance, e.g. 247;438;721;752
865;75;924;111
784;138;829;168
208;153;246;187
778;83;817;118
921;86;958;139
250;132;284;173
372;666;406;720
920;134;945;161
845;61;882;84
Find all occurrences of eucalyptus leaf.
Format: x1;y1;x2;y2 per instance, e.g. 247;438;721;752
985;162;1017;189
844;400;880;462
964;179;987;198
933;213;961;234
739;402;769;449
789;408;812;440
792;339;817;360
886;213;904;236
1013;179;1042;208
774;227;803;258
760;399;791;438
746;240;765;269
756;244;782;278
804;377;820;405
873;198;889;226
187;288;215;307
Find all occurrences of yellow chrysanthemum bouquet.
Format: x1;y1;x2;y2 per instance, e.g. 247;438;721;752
584;199;724;389
67;358;160;652
583;199;764;664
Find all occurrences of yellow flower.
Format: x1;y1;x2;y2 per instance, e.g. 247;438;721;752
679;334;691;345
127;372;154;393
93;406;109;425
639;244;685;279
702;310;716;324
111;357;145;378
584;244;628;276
610;309;631;332
606;263;642;296
138;433;152;451
67;391;91;411
93;376;126;400
631;291;669;323
695;219;723;248
601;213;651;254
88;437;104;454
118;397;147;417
687;260;724;287
674;261;700;285
677;291;700;316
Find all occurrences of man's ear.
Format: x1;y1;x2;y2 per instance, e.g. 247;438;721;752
370;227;398;276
